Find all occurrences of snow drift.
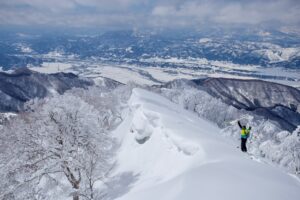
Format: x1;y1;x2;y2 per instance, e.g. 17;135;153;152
111;88;300;200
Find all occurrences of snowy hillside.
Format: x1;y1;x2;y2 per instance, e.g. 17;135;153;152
193;78;300;131
110;88;300;200
193;78;300;111
0;68;93;112
1;84;300;199
157;78;300;174
255;47;300;63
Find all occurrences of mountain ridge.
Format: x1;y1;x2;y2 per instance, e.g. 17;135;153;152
0;68;93;112
161;77;300;131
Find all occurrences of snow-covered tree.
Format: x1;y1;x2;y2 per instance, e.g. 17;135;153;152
0;93;116;200
258;126;300;174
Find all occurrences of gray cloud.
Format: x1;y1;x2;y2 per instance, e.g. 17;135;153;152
0;0;299;29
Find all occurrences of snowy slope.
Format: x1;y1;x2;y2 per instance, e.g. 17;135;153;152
111;88;300;200
0;68;93;112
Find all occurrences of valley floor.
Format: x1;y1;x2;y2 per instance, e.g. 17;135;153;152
29;60;300;88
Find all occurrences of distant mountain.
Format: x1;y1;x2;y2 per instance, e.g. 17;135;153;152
0;29;299;70
161;78;300;131
196;78;300;130
0;68;93;112
192;78;300;109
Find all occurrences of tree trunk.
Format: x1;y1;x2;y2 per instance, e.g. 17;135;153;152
73;182;80;200
62;164;81;200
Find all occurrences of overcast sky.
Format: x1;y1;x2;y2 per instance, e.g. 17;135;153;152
0;0;299;29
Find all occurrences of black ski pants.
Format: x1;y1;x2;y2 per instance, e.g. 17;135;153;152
241;138;247;152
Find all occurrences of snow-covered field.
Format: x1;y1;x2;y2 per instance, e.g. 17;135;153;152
109;88;300;200
29;58;300;87
29;62;73;74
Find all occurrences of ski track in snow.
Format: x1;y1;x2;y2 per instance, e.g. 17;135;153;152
109;88;300;200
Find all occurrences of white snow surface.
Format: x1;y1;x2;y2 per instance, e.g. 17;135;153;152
254;46;300;63
112;88;300;200
29;62;73;74
199;38;213;43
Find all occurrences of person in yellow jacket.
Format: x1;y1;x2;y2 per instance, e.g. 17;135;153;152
238;121;251;152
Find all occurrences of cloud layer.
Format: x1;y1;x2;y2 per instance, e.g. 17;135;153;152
0;0;299;29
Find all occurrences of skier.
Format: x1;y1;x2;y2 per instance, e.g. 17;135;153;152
238;121;251;152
